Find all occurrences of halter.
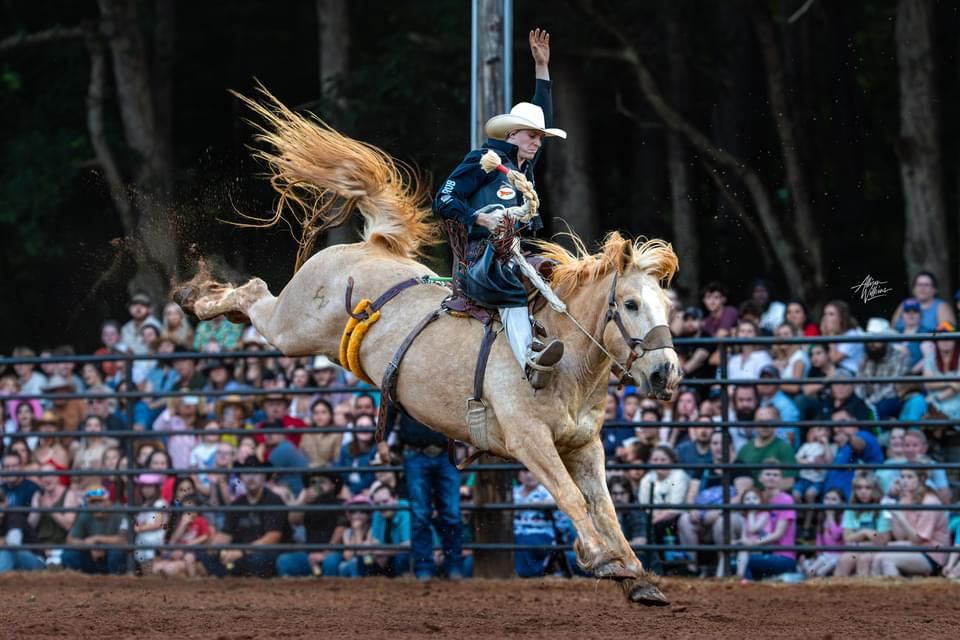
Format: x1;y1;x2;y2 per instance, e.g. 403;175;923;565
598;272;676;386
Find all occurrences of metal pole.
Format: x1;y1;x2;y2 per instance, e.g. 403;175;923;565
502;0;512;112
719;343;732;577
123;358;137;573
470;0;479;149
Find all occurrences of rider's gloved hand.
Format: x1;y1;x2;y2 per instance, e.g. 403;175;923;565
473;203;507;231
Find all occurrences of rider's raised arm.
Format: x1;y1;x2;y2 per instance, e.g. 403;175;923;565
433;149;490;227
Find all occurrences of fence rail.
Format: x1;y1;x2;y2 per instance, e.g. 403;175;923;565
2;331;959;577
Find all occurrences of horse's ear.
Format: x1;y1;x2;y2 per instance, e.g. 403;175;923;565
618;240;634;274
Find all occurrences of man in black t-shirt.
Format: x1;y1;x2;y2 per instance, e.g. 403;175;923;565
275;472;346;576
200;458;288;577
0;487;46;572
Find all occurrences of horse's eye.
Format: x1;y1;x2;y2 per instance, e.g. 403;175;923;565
624;299;639;312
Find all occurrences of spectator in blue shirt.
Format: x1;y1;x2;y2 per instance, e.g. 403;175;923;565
823;412;884;499
757;365;801;448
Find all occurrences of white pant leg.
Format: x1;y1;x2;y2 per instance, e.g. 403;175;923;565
499;306;532;369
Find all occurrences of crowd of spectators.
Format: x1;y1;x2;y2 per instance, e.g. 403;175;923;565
0;272;959;581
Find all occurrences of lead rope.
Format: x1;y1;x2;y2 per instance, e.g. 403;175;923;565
558;309;630;379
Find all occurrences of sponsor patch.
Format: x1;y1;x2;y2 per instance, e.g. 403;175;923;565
496;185;516;200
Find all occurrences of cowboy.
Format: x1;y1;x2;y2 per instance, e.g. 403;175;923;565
434;28;565;389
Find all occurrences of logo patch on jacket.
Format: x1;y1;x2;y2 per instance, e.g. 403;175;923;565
496;185;516;200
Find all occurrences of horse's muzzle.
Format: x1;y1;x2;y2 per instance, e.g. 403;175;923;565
648;361;681;400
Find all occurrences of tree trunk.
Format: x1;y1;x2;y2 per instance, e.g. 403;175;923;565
474;0;504;149
581;0;813;301
895;0;950;293
98;0;178;299
665;5;699;297
544;59;596;246
316;0;355;246
472;0;513;579
751;3;824;293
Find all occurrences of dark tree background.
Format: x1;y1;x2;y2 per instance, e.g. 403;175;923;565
1;0;957;352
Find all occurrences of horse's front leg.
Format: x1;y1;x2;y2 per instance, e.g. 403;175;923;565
563;439;669;606
502;421;631;580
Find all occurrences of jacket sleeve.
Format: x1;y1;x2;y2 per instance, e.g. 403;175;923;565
433;149;491;226
532;79;553;127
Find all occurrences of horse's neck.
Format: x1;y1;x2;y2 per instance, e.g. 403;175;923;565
538;276;614;402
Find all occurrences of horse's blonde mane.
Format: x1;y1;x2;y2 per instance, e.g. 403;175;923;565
534;232;679;297
231;84;435;270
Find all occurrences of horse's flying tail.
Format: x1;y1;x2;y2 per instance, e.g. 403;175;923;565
231;83;435;270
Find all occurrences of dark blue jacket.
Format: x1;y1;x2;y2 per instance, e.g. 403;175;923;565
434;79;554;245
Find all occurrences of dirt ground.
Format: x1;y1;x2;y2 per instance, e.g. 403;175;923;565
1;573;958;639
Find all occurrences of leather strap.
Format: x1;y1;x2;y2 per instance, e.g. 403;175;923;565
346;275;432;320
448;320;499;468
376;308;443;442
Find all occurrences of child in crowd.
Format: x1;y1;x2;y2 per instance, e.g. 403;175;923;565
736;487;768;579
133;473;169;574
801;488;844;577
152;492;210;577
794;426;834;538
834;471;891;576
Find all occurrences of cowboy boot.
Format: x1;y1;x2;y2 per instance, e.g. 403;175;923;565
525;339;564;390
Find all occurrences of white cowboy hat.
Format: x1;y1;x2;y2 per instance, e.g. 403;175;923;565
865;317;894;335
484;102;567;141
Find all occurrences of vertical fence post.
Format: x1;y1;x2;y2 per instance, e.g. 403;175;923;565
124;354;137;573
719;341;732;576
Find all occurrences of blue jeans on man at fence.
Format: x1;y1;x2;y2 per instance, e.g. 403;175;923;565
62;549;127;575
404;449;463;578
0;550;47;573
744;553;797;581
514;532;554;577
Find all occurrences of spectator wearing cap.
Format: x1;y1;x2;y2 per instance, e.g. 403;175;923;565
920;322;960;421
121;291;161;355
162;302;194;349
152;396;203;469
192;315;245;352
255;392;308;448
43;373;85;433
0;486;46;572
379;410;462;580
202;357;245;408
749;278;786;335
893;298;926;372
724;319;773;382
11;346;47;397
891;270;956;334
822;368;872;421
733;406;797;494
823;410;885;500
308;355;351;410
700;282;738;338
677;307;712;378
367;483;412;577
276;472;346;577
257;418;310;496
201;457;290;577
32;412;70;484
820;300;864;374
757;366;801;448
132;473;168;570
785;300;820;336
63;485;129;575
857;318;908;419
171;351;207;391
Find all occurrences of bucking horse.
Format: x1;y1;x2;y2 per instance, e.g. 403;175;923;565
175;89;682;605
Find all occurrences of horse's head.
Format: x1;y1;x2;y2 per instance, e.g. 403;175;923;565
604;255;682;399
536;232;683;400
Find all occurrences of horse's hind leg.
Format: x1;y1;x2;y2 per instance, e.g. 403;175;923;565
563;440;669;606
504;424;632;580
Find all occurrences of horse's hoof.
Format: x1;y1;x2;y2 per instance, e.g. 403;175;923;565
593;561;637;581
621;579;670;606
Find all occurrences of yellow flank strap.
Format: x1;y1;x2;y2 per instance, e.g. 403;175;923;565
338;299;380;384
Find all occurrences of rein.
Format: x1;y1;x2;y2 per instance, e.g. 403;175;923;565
560;272;675;386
